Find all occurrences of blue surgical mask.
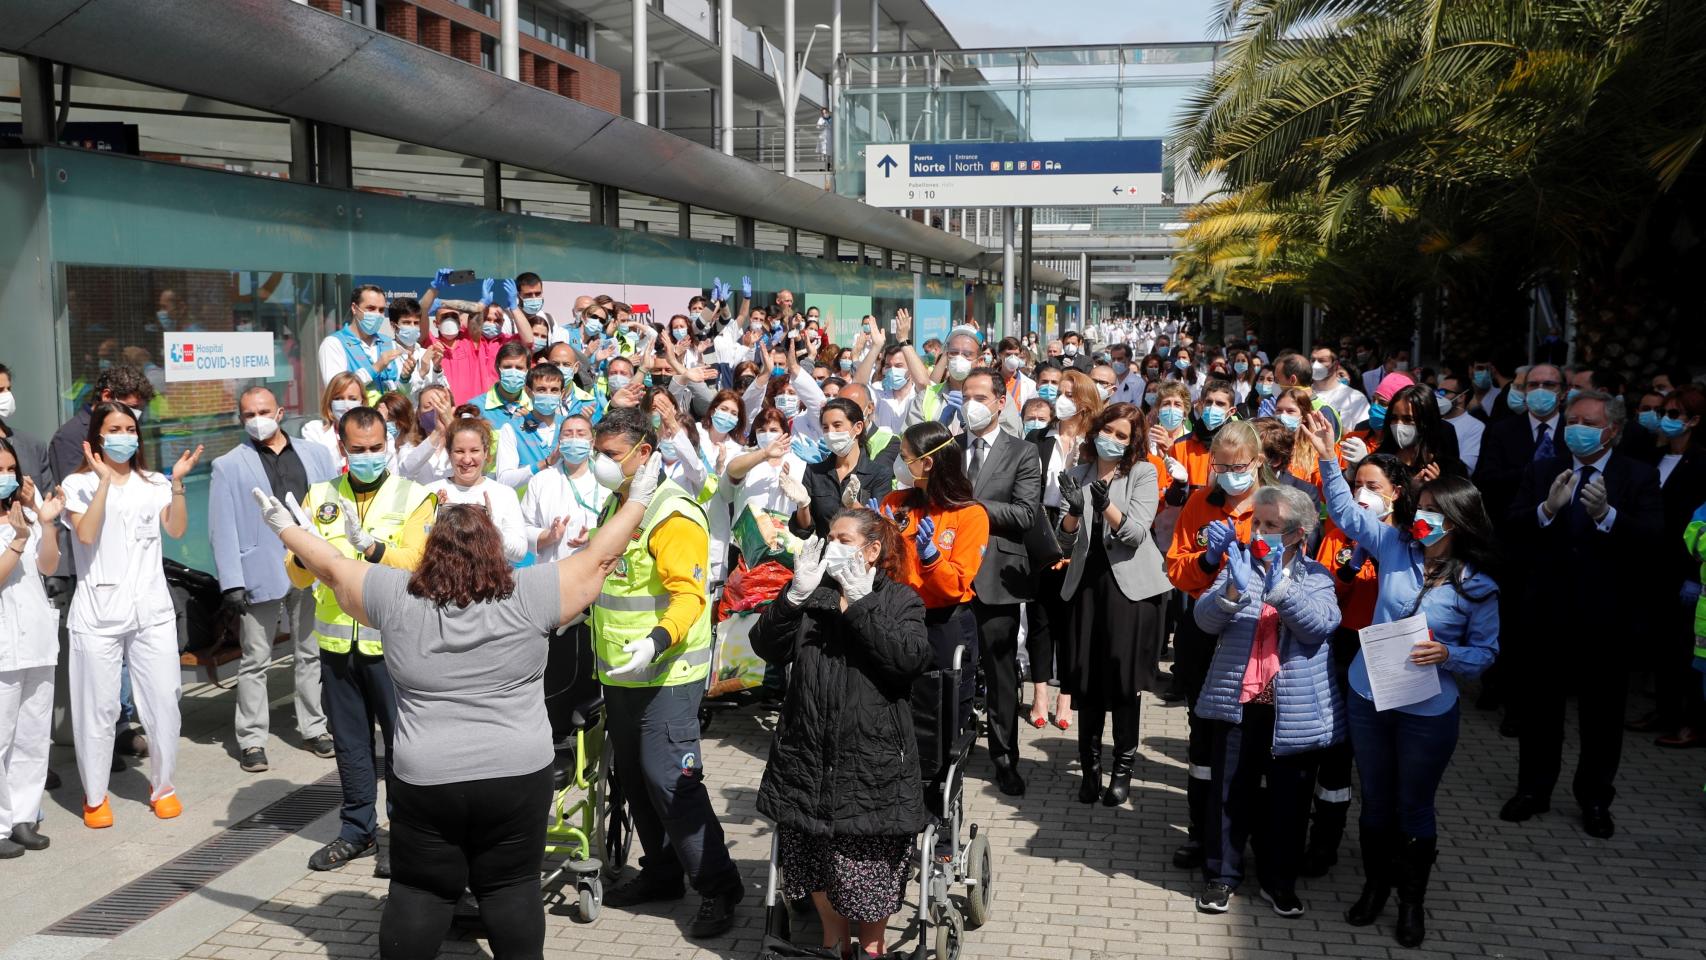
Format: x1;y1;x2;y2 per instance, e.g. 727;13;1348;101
1368;403;1387;431
1525;388;1558;418
395;325;421;349
1158;407;1186;431
1473;369;1493;390
498;368;527;394
1037;383;1059;402
1638;409;1661;432
1175;357;1191;371
1234;361;1249;375
101;433;140;463
1253;532;1286;558
1506;388;1528;413
771;365;787;378
1563;423;1605;457
1200;406;1228;430
1144;391;1158;407
659;439;679;462
531;393;561;417
0;473;16;499
1217;468;1254;495
1566;388;1582;405
1255;382;1276;398
711;409;740;434
690;310;704;323
585;319;604;336
839;358;854;372
1660;413;1691;438
557;364;576;382
346;451;387;483
1412;508;1449;546
1113;361;1129;377
606;374;630;393
775;393;800;416
1023;418;1049;434
1094;434;1128;461
358;311;384;336
1279;413;1302;432
330;399;360;419
481;321;501;338
559;437;593;463
521;297;544;315
384;421;398;440
885;367;908;391
1156;345;1170;357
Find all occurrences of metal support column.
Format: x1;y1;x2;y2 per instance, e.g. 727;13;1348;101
483;161;503;211
868;0;880;143
1001;208;1016;340
737;216;756;248
315;123;352;189
655;60;667;129
679;203;693;239
783;0;797;176
18;56;54;145
1020;206;1034;335
719;0;734;155
363;0;377;27
831;0;842;117
1079;252;1090;328
289;118;315;183
632;0;648;124
499;0;520;80
824;236;839;260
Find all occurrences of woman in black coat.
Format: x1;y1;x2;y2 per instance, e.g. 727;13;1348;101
755;506;932;959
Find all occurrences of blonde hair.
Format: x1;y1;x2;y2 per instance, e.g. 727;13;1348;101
1212;420;1279;487
1275;387;1317;476
1059;369;1103;434
320;372;364;424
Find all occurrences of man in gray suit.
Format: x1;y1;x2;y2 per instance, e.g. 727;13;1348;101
960;368;1042;795
209;387;340;772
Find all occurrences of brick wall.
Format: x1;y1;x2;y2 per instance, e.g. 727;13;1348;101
450;23;481;65
308;0;342;14
382;0;417;43
419;12;451;55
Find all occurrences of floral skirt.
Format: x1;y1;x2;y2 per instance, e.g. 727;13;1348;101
778;828;912;923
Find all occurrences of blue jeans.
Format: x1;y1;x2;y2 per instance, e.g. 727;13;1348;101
320;649;398;844
1347;694;1458;838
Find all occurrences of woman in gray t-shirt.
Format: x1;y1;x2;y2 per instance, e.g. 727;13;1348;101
254;456;659;959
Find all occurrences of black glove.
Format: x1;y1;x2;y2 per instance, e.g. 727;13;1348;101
1059;474;1086;517
1089;478;1112;513
221;587;248;615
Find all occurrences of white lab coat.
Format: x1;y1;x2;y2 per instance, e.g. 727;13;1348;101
429;476;529;565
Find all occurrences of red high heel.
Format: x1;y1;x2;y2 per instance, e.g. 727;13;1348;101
1054;715;1073;731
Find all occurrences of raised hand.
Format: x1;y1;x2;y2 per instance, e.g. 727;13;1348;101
1414;461;1441;485
1543;469;1575;519
1302;411;1336;459
430;267;454;292
500;278;519;310
1225;541;1251;596
626;452;666;507
6;502;29;538
779;470;810;509
1203;519;1235;564
840;475;862;508
1089;478;1112;513
787;535;829;603
82;441;116;481
537;515;571;551
895;308;913;341
1058;473;1086;517
831;550;876;603
914;515;940;563
1338;434;1369;463
480;277;496;306
340;498;377;553
18;477;36;509
1580;473;1610;522
172;444;206;480
34;486;66;526
741;276;753;299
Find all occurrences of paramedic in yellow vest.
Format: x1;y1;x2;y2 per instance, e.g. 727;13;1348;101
587;407;744;938
286;405;436;877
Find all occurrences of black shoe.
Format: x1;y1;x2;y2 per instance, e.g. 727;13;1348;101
10;823;49;851
1172;841;1204;870
1156;686;1185;704
1499;716;1520;738
1581;805;1615;839
307;734;335;759
994;767;1026;797
1299;802;1348;878
1499;793;1550;823
43;768;60;791
374;842;391;878
602;873;686;908
239;747;269;773
308;837;375;871
1101;749;1135;807
1344;826;1392;927
1299;845;1338;878
1259;888;1306;918
688;888;743;938
0;839;23;859
1393;835;1436;949
1077;753;1102;805
109;748;125;773
1195;881;1232;913
117;728;149;758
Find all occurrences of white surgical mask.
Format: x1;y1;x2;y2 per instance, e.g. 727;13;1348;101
244;415;279;442
824;431;855;455
755;430;782;450
963;399;995;433
823;540;859;569
1311;361;1332;382
947;355;973;381
330;399;359;419
1392;423;1419;448
1355;486;1393;518
1055;395;1078;420
592;452;629;491
438;318;460;338
0;392;14;420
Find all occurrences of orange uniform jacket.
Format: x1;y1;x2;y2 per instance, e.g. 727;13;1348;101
1165;486;1257;599
879;492;989;610
1315;519;1379;632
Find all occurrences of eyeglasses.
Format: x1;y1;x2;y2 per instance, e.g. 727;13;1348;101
1209;460;1253;474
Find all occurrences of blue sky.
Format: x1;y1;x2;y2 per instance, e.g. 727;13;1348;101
928;0;1222;47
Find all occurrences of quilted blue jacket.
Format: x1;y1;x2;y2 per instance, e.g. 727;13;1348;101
1192;554;1345;755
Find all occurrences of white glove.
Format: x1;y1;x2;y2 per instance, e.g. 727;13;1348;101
1579;474;1609;522
787;535;828;604
831;551;876;604
1165;456;1188;483
340;498;377;553
779;470;811;509
1339;435;1369;463
840;475;862;508
604;636;658;679
253;488;312;536
627;452;665;507
1543;469;1575;518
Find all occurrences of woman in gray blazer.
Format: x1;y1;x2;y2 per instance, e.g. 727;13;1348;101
1057;401;1173;808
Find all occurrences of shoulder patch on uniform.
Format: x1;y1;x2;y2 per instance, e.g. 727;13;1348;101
1194;526;1209;547
318;502;340;524
1335;546;1354;566
940;529;956;548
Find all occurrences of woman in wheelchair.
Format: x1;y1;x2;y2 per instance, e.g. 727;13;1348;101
754;507;933;959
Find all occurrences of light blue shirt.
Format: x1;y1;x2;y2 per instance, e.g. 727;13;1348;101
1319;459;1500;716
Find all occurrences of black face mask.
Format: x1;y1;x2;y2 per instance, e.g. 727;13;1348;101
736;375;756;392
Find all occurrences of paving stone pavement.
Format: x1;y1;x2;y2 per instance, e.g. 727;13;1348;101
176;682;1706;960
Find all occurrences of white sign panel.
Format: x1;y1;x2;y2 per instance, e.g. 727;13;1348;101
864;140;1165;208
164;332;276;383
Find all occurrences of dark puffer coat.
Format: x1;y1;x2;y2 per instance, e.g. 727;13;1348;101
752;574;932;837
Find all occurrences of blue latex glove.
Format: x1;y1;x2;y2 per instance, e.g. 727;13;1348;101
480;277;495;306
937;389;964;425
500;278;519;309
864;496;883;514
1203;519;1234;565
430;267;454;292
712;277;730;302
914;515;940;564
741;275;753;299
1262;546;1286;594
1226;542;1251;594
791;434;829;464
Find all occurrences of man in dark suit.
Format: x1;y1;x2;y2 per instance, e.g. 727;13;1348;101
960;368;1042;795
1059;331;1093;374
1472;363;1566;525
1500;389;1662;839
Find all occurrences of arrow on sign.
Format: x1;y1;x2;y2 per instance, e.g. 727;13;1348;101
877;155;898;178
1111;185;1124;196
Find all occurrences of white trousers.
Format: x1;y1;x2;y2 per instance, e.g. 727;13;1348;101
70;622;181;806
0;666;53;838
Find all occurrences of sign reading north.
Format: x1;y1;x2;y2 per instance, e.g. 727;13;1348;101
864;140;1164;208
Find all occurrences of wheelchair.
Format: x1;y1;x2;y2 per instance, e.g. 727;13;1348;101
756;645;994;960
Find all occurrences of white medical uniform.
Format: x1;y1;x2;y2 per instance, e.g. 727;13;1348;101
519;465;610;566
0;509;56;839
429;476;529;565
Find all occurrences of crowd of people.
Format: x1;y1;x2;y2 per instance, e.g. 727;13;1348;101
0;273;1701;959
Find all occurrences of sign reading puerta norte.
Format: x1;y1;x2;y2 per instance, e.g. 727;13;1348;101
863;139;1163;208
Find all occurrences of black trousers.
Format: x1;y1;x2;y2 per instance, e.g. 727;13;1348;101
320;649;397;844
380;765;553;960
1516;659;1628;809
1023;565;1070;685
1203;706;1319;896
973;600;1022;772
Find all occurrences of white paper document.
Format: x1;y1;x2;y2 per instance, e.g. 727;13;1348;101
1359;615;1442;711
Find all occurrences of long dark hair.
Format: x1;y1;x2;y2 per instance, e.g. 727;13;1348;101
1381;384;1450;470
899;421;976;512
1418;475;1500;596
1082;402;1143;477
408;503;515;607
81;402;150;475
1353;452;1415;530
831;506;909;584
0;437;21;510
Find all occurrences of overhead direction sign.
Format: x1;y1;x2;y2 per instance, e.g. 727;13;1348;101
864;139;1163;208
